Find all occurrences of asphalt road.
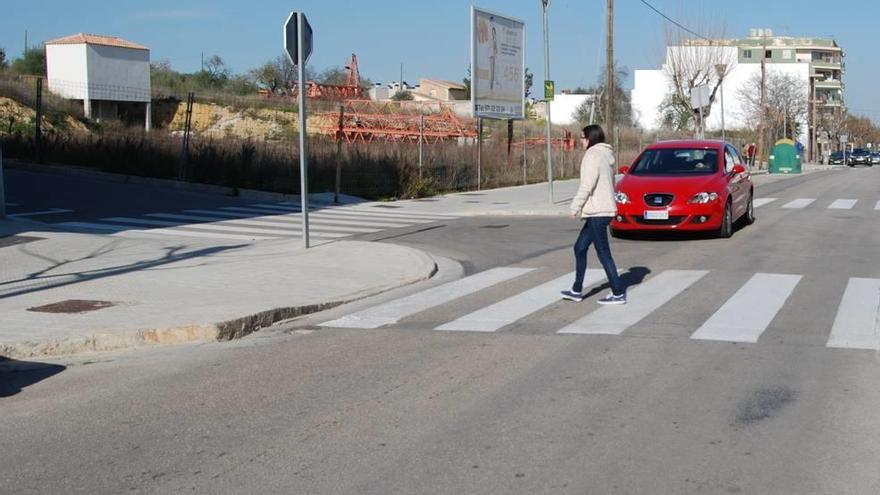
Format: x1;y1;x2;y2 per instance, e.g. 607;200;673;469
2;166;880;494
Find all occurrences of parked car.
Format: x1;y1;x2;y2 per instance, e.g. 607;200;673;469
871;152;880;165
849;148;872;167
829;151;845;165
611;140;754;239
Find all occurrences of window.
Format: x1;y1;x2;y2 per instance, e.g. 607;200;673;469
630;148;719;175
743;49;752;59
724;149;736;173
765;50;773;59
727;146;745;170
782;49;793;60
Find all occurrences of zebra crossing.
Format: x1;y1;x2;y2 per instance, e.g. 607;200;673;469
321;265;880;351
761;197;872;210
53;202;459;241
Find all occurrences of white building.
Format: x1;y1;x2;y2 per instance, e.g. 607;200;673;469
45;33;152;129
632;31;845;159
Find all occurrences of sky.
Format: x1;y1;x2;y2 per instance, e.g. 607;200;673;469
2;0;879;121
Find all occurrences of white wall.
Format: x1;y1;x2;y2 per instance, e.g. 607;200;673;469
548;94;591;126
86;45;151;102
46;44;89;100
631;55;811;143
631;69;667;129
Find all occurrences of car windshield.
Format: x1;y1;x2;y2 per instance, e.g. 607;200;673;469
852;149;869;155
831;152;843;157
630;148;719;175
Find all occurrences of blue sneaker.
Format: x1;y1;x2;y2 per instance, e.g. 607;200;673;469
597;293;626;305
561;290;584;302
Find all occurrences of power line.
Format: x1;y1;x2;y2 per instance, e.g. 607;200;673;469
638;0;712;43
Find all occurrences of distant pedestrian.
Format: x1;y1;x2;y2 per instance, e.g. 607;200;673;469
745;142;757;167
561;125;625;305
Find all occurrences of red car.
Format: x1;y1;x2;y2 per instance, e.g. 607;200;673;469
611;140;754;238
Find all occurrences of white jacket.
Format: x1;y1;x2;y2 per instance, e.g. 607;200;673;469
569;143;618;218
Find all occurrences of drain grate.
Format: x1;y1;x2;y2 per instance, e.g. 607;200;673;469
28;300;117;314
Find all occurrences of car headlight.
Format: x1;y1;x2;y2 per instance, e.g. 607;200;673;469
687;192;719;204
614;192;630;204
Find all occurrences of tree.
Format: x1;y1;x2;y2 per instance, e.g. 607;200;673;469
572;63;632;128
659;26;736;131
737;69;808;143
250;55;298;95
10;48;46;76
391;90;414;101
0;48;7;70
524;67;533;99
319;66;349;85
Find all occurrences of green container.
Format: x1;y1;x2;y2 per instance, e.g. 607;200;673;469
768;139;802;174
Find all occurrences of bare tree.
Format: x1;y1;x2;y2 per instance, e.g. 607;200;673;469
737;69;808;143
250;55;299;95
660;26;736;131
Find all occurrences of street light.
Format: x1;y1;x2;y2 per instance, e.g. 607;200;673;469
541;0;553;204
715;64;727;143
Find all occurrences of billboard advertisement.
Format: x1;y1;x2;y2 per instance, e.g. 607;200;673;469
471;6;525;120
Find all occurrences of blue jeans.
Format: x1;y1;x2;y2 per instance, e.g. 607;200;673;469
572;217;623;295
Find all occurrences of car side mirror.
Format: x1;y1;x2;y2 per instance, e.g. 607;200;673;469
731;164;746;175
618;165;630;175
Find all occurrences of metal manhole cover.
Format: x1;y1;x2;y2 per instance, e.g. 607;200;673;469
27;300;117;314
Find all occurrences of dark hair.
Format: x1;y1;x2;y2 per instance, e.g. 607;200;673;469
581;125;606;150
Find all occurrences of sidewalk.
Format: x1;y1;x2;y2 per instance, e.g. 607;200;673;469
0;219;436;359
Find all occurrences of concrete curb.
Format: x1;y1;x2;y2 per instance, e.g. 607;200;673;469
0;251;439;360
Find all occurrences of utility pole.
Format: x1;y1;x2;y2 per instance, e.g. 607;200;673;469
811;73;818;162
716;64;727;143
605;0;614;142
400;63;404;93
24;30;28;55
757;31;767;169
542;0;553;203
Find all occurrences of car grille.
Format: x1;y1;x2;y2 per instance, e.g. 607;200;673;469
633;216;686;226
643;193;674;207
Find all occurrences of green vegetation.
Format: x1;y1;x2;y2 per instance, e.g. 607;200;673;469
391;90;414;101
8;48;46;76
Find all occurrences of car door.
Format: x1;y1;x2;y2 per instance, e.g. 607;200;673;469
724;146;748;218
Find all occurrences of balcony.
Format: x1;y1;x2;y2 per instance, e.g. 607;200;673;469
815;79;843;89
811;60;841;71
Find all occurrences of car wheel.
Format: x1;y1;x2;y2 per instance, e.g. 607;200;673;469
743;193;755;226
717;201;734;238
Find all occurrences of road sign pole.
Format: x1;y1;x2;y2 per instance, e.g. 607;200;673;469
297;13;310;248
0;141;6;219
542;1;553;204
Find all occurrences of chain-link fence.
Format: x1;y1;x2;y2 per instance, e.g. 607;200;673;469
0;74;652;200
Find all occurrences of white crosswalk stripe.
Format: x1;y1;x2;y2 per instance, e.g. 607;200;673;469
101;217;345;238
690;273;802;343
148;213;381;234
320;265;880;352
557;270;709;335
754;198;777;208
52;201;461;241
436;270;604;333
826;278;880;350
874;200;880;211
56;221;277;241
320;267;534;329
782;198;816;209
828;199;858;209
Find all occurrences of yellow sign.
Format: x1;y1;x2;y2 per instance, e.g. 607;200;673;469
544;80;554;101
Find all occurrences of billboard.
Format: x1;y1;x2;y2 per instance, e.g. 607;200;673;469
471;6;525;120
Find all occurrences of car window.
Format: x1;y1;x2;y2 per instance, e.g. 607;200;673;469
630;148;719;175
724;149;736;173
727;145;745;169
